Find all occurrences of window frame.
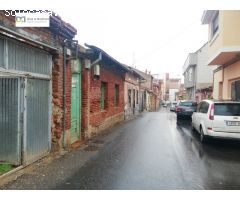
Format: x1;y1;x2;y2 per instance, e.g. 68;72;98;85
128;89;132;107
101;82;107;110
199;101;209;114
231;80;240;101
211;12;219;37
114;84;119;107
188;68;192;82
197;102;202;113
136;90;139;104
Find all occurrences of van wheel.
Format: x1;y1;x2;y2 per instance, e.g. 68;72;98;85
200;127;207;143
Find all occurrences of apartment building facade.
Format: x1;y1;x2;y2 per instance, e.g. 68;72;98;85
202;10;240;101
183;43;216;102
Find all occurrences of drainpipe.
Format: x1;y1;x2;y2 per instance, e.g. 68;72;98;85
91;52;102;67
62;39;78;148
62;39;68;148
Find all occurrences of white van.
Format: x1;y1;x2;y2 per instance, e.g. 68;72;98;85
192;100;240;143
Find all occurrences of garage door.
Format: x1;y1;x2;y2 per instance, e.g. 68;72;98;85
0;78;21;165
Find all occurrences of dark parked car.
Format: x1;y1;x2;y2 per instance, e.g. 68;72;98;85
176;101;197;119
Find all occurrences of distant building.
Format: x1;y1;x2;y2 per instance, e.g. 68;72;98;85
176;84;186;101
163;73;181;102
182;43;217;103
153;78;162;110
131;68;158;111
124;65;145;120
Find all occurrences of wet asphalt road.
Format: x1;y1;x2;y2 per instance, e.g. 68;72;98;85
3;109;240;190
54;109;240;190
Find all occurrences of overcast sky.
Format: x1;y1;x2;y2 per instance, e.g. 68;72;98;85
4;0;240;79
55;2;208;79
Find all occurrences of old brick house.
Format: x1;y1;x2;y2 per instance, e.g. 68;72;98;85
131;68;156;111
82;44;128;138
0;11;78;165
152;78;161;110
123;65;145;120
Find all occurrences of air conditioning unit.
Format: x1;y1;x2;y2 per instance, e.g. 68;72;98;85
85;59;91;69
66;48;71;56
71;60;79;73
94;64;100;76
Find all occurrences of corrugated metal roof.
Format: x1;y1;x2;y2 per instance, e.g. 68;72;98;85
85;43;128;72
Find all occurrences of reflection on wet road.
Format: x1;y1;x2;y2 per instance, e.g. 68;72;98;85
56;109;240;189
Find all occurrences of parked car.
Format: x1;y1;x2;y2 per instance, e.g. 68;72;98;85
175;100;197;119
170;101;178;111
192;100;240;143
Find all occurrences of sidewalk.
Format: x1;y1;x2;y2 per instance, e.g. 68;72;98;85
0;117;137;190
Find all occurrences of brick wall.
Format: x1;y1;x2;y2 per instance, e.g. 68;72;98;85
81;62;91;138
82;64;125;138
52;53;72;149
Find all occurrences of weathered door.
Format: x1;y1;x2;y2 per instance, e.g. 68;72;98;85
71;60;81;143
24;79;51;164
0;37;52;165
0;77;22;165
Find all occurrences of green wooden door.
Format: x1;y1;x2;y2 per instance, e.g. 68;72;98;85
71;60;81;143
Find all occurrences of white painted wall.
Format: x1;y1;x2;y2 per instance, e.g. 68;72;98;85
196;43;217;87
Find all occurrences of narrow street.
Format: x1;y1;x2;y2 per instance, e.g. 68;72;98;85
2;109;240;190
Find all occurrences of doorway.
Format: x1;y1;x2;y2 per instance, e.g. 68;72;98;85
71;59;82;143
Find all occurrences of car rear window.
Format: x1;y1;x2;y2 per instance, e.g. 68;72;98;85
214;103;240;116
179;102;197;107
